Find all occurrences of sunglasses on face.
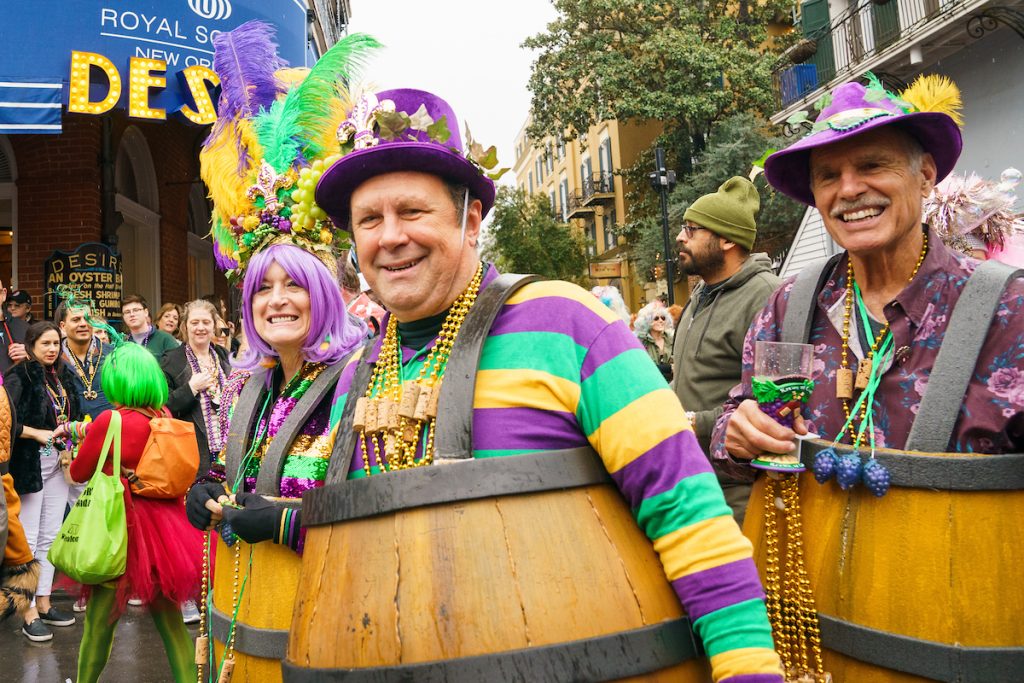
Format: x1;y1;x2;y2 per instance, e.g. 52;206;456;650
653;315;667;321
680;226;708;240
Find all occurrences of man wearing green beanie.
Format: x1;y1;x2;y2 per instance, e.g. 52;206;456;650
671;176;781;525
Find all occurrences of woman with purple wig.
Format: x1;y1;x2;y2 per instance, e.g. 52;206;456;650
182;19;380;681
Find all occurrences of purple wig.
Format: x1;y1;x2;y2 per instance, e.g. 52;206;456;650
237;244;367;370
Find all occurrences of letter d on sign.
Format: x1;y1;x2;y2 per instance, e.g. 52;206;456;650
68;51;122;115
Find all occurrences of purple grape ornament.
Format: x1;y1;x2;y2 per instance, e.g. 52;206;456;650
813;447;839;484
861;458;891;497
835;452;863;490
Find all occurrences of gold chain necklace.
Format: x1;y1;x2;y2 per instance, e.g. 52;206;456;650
353;263;484;474
65;339;100;401
836;231;928;439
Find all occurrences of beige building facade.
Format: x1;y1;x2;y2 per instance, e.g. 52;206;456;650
512;117;668;312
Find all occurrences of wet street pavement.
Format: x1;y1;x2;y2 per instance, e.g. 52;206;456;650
1;592;190;682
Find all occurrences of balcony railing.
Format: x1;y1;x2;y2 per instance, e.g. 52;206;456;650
773;0;965;109
567;191;595;218
582;172;615;206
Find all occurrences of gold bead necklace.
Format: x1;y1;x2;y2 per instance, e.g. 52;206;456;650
354;263;484;474
837;231;928;440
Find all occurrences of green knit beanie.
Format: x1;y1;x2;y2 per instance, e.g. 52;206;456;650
683;176;760;250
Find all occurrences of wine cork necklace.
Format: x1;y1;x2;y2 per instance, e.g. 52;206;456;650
354;263;484;474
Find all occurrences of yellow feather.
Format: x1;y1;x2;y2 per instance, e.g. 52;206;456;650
200;119;264;218
901;74;964;126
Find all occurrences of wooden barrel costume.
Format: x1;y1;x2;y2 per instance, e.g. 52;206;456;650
284;275;712;682
209;364;343;683
743;258;1024;682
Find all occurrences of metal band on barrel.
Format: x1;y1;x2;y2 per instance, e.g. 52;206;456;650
799;439;1024;491
303;447;608;527
820;613;1024;682
282;617;699;683
210;605;288;660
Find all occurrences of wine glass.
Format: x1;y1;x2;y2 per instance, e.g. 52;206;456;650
750;341;814;472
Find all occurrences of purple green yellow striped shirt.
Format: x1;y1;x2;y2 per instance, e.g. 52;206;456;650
329;266;783;681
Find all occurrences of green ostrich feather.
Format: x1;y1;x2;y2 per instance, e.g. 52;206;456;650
255;33;381;172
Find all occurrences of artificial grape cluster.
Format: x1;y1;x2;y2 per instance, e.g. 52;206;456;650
861;458;891;497
813;448;838;483
835;452;863;490
289;155;342;241
813;447;892;497
758;398;797;428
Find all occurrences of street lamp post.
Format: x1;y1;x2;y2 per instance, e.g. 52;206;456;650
648;146;677;305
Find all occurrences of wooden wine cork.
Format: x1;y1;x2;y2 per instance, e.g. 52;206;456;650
352;398;367;433
398;383;421;419
364;400;379;435
836;368;854;399
425;383;440;418
380;398;400;430
218;656;235;683
855;358;872;390
413;387;432;422
402;422;420;444
194;635;209;665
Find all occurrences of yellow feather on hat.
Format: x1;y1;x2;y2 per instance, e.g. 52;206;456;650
199;119;264;219
901;74;964;126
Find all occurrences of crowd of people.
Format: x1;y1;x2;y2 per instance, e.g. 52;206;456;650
0;19;1021;683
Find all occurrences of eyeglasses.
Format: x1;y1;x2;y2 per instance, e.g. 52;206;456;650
653;315;667;322
122;307;146;316
680;225;708;240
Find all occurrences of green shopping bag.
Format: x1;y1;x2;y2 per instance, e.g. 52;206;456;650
50;411;127;585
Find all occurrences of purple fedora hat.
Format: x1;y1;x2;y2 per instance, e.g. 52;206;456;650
316;88;496;229
765;80;962;206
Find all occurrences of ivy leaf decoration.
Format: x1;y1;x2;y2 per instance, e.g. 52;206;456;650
408;104;434;132
487;167;511;181
813;92;832;111
786;110;810;126
809;120;830;135
426;114;451;144
752;148;776;169
375;110;412;141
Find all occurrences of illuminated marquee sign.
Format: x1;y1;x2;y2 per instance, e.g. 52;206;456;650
2;1;307;124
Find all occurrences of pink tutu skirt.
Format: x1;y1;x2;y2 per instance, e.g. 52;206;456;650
83;492;203;617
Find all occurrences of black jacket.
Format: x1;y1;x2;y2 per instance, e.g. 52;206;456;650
161;344;231;478
4;361;81;495
0;315;28;375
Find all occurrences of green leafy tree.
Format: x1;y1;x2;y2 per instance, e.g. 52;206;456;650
482;187;591;283
524;0;794;168
632;112;806;278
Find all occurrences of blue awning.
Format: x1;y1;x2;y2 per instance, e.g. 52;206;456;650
0;79;63;134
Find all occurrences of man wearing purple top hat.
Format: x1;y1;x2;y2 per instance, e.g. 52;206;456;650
310;89;784;681
712;75;1024;467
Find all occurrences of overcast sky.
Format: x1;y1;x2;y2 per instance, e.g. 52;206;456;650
347;0;558;185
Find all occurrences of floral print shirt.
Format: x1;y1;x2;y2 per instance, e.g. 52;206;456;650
711;227;1024;481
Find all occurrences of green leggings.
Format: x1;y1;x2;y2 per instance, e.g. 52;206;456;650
77;585;197;683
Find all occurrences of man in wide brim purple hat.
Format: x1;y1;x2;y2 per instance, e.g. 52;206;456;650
316;88;495;232
311;88;787;681
764;81;962;206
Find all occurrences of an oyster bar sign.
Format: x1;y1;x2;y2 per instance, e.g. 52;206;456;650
1;0;308;125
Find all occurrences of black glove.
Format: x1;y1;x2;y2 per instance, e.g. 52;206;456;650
186;482;228;530
221;492;285;545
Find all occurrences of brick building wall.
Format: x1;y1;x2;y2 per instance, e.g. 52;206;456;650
5;111;227;318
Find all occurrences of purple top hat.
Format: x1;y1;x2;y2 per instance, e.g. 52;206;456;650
765;81;962;206
316;88;496;229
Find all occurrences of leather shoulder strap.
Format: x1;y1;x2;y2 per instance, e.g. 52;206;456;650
434;273;542;460
255;362;345;495
325;343;377;485
224;368;269;490
781;254;843;344
906;260;1023;452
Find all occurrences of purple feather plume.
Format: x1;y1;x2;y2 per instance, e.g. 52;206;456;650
213;20;286;120
205;20;288;171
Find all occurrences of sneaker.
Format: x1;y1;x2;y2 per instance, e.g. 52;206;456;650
22;618;54;642
72;597;88;613
39;607;76;627
181;600;201;625
127;597;144;607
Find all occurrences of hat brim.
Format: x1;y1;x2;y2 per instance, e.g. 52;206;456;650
764;112;963;206
316;143;496;230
